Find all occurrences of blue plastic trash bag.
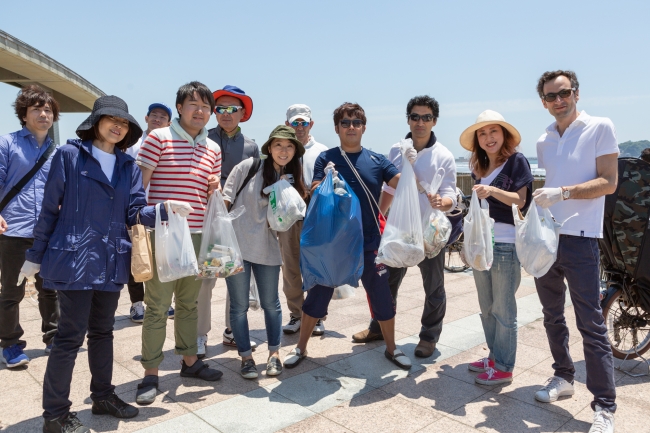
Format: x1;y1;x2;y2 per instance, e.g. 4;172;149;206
300;171;364;290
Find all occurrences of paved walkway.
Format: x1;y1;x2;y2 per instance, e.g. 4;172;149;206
1;268;648;432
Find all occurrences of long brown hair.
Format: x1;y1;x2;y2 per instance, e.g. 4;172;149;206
260;154;307;199
470;125;517;178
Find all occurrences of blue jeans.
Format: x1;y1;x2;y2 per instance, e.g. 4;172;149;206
535;235;616;412
225;260;281;357
472;242;520;373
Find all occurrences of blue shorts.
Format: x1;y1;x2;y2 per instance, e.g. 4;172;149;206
302;250;395;321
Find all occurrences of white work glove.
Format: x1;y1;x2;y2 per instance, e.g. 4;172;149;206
404;147;417;165
166;200;193;218
18;261;40;285
324;161;338;178
533;187;563;208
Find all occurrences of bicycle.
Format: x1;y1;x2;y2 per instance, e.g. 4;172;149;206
443;191;471;273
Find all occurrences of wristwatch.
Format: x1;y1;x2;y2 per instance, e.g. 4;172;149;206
561;187;570;200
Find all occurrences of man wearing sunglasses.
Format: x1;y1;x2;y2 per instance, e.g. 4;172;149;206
280;104;328;335
284;102;413;371
533;70;618;433
352;96;457;359
206;85;259;355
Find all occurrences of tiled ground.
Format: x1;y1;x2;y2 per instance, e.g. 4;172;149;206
2;268;649;432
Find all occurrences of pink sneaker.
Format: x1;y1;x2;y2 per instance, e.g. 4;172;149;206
468;357;494;373
475;367;513;385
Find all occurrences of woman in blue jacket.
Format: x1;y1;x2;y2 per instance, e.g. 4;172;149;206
18;96;192;433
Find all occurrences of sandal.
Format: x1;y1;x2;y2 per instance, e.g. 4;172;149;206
180;359;223;381
135;375;159;406
385;349;412;370
283;348;307;369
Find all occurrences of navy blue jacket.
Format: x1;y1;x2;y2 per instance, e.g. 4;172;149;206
26;139;164;291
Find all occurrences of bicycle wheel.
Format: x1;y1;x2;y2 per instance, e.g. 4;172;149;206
602;288;650;359
444;234;470;273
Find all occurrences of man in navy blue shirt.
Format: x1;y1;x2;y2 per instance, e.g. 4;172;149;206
283;102;412;370
0;85;60;368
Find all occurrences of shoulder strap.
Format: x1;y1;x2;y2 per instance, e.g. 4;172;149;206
229;157;261;210
0;142;56;213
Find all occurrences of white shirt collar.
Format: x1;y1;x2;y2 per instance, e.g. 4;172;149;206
546;110;590;135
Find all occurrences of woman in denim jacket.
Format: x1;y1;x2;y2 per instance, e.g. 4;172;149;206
459;110;533;386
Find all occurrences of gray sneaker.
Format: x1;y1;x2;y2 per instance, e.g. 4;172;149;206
589;405;614;433
283;317;301;334
266;356;283;376
240;359;258;379
534;376;575;403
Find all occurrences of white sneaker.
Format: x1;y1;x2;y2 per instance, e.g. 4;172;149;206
534;376;575;403
130;301;145;323
283;317;301;334
197;335;208;359
589;405;614;433
312;319;325;336
222;329;258;351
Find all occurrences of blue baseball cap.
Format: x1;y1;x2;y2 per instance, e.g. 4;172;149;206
147;103;172;120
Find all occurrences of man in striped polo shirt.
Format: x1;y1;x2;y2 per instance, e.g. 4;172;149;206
134;81;224;405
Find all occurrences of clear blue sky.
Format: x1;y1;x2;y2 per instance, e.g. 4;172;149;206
1;0;649;157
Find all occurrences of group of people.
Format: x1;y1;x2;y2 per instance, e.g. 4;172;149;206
0;69;618;433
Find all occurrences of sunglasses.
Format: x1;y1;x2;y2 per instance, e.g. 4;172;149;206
215;105;243;114
339;119;364;128
542;88;575;102
290;120;310;128
408;113;435;122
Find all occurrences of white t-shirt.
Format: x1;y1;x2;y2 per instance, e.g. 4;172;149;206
93;145;117;182
125;132;145;159
480;164;515;243
537;111;619;238
382;140;457;221
302;136;328;186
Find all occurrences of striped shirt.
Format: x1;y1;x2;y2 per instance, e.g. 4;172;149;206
136;123;221;230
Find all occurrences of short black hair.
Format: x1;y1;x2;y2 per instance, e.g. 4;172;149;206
406;95;439;119
641;148;650;163
536;70;579;98
175;81;215;118
333;102;366;125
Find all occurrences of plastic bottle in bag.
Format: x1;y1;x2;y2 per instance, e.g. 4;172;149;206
155;203;199;282
463;191;494;271
420;168;452;259
262;179;306;232
197;191;245;279
376;142;425;268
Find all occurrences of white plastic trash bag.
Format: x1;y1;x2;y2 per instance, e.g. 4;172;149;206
155;202;199;282
332;284;356;300
421;168;452;259
376;141;425;267
197;191;245;279
512;203;562;278
249;272;260;310
463;191;494;271
262;178;306;232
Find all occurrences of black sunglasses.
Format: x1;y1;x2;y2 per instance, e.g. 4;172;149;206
408;113;435;122
542;88;576;102
339;119;364;128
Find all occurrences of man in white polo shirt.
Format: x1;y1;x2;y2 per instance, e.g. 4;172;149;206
280;104;328;335
532;70;618;433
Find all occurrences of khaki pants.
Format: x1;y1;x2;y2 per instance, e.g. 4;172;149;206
140;232;202;370
278;220;304;319
197;278;216;336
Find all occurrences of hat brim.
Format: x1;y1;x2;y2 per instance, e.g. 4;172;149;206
212;90;253;122
76;107;143;148
459;120;521;151
288;114;312;124
261;136;305;158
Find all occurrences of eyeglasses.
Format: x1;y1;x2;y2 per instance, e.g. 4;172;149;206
408;113;435;122
215;105;243;114
290;120;310;128
339;119;364;128
542;88;576;102
106;116;129;128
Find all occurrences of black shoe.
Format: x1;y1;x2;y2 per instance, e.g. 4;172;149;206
135;375;159;406
91;393;139;419
43;412;90;433
180;359;223;381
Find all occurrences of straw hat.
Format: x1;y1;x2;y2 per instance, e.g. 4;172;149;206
459;110;521;151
